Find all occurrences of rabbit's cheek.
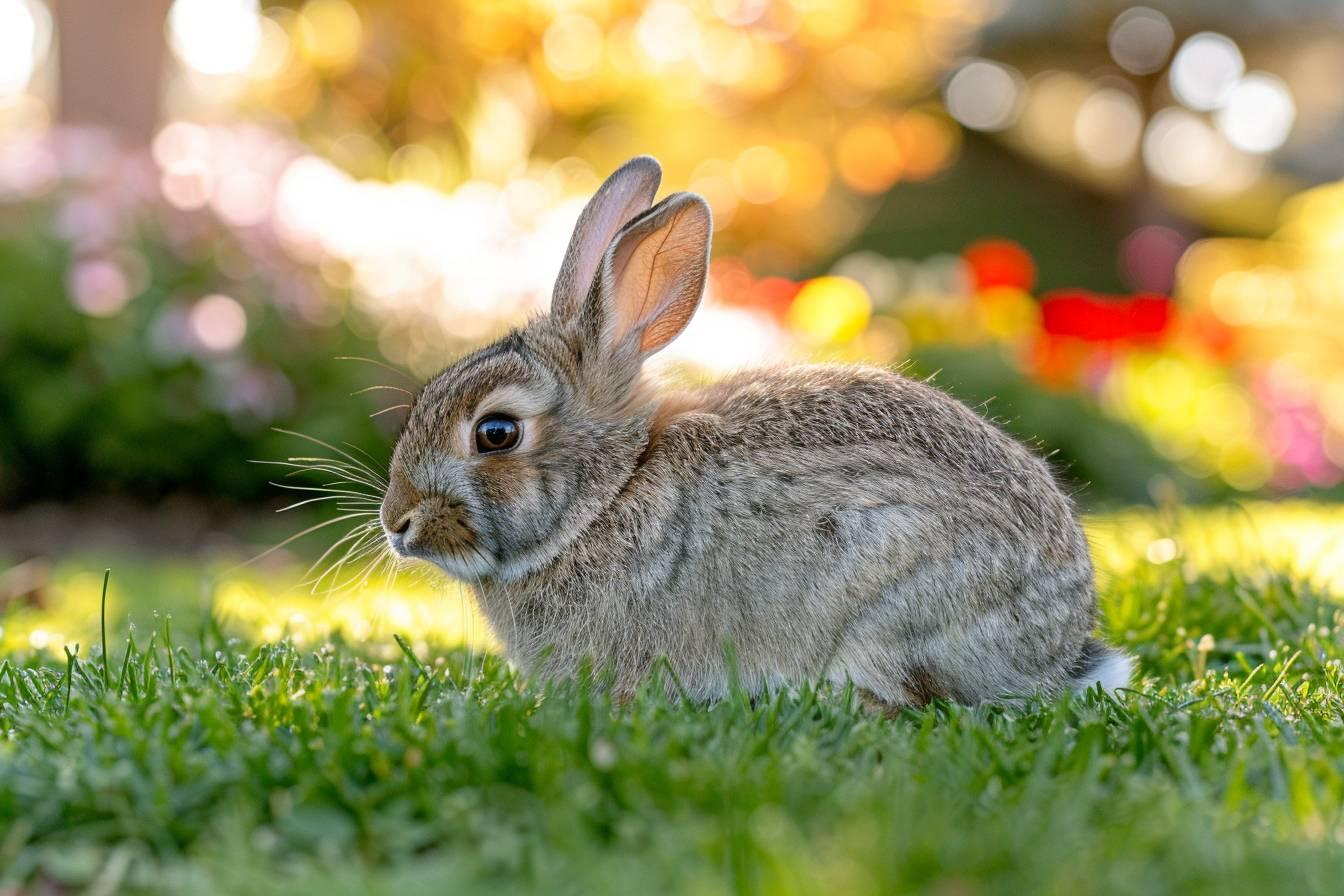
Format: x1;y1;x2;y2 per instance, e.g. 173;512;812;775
471;459;542;543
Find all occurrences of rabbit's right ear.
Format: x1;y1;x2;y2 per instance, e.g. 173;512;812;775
551;156;662;323
580;191;711;366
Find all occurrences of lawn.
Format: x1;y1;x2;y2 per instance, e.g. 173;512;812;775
3;503;1344;894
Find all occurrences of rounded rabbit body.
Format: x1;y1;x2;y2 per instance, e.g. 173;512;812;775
382;156;1131;709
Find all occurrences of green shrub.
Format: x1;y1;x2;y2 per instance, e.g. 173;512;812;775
0;137;391;505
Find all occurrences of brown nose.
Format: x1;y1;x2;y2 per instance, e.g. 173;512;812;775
381;470;422;546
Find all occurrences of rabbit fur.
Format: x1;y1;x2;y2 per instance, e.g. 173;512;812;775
381;155;1133;709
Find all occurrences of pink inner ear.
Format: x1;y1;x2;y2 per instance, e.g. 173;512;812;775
639;287;699;354
607;198;710;356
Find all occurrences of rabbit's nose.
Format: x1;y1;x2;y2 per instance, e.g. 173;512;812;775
381;468;423;553
385;507;421;555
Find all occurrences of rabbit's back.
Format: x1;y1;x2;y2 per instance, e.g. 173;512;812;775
484;364;1100;706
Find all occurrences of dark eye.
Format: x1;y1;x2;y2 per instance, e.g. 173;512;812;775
474;414;521;453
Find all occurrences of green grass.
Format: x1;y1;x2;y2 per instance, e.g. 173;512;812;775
4;509;1344;894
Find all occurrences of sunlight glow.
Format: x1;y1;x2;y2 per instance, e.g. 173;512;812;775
0;0;51;98
190;294;248;353
1090;503;1344;594
944;59;1023;132
1170;32;1244;112
1107;7;1174;75
544;13;605;80
658;303;790;373
1075;87;1143;169
1143;107;1224;188
1217;73;1296;154
168;0;263;77
8;504;1344;659
212;576;492;654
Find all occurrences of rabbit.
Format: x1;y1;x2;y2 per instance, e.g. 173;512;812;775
380;155;1134;710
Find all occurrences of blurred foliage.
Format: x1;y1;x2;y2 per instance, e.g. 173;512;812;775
0;147;389;506
0;125;1206;510
242;0;979;268
1;1;1341;507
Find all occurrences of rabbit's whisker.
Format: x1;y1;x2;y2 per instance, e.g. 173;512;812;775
268;481;382;501
272;427;391;485
252;459;385;493
281;457;385;483
276;494;380;514
341;440;390;475
254;430;396;600
334;355;419;385
228;512;374;573
353;384;415;397
349;546;396;597
333;503;381;515
309;527;385;592
306;527;388;594
302;522;383;592
283;453;388;484
371;404;411;419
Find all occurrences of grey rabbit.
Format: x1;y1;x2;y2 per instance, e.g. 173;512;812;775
380;155;1133;710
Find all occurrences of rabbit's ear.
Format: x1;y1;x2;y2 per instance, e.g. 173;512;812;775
551;156;662;322
586;192;711;361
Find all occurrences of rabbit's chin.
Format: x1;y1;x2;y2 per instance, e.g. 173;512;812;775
407;548;498;584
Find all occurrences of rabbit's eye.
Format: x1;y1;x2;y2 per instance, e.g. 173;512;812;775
474;414;521;453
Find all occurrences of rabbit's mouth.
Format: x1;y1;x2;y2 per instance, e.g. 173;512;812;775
383;494;498;582
388;530;498;583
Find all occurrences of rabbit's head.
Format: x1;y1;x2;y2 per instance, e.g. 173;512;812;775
381;157;712;582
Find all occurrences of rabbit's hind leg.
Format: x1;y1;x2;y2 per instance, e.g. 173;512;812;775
854;687;905;718
850;667;953;716
834;654;958;715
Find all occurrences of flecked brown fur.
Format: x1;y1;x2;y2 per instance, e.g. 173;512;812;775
381;156;1132;709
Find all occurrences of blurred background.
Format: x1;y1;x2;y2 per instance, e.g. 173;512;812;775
2;0;1343;654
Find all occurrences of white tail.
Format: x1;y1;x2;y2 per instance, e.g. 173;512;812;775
1072;638;1135;694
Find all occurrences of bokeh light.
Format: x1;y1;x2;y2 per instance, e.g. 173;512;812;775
733;145;791;204
1015;71;1091;164
544;13;605;81
1108;7;1175;75
1074;87;1143;169
964;239;1036;293
168;0;263;77
295;0;364;73
787;276;872;344
0;0;51;98
67;258;132;317
1170;32;1245;112
1143;107;1225;188
1216;73;1296;154
944;59;1024;132
836;118;903;194
190;294;248;353
2;0;1343;511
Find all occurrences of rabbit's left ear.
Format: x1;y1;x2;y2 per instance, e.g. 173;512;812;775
552;156;662;323
583;191;712;362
